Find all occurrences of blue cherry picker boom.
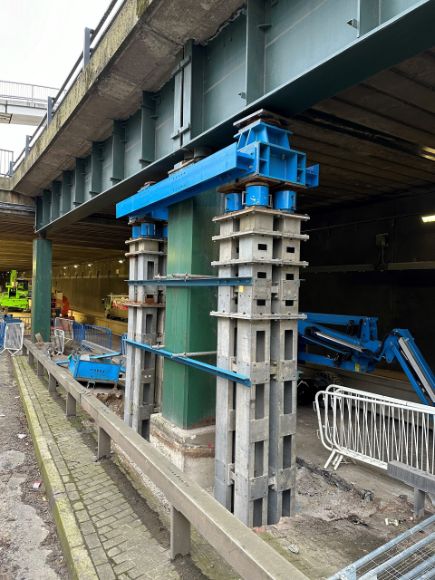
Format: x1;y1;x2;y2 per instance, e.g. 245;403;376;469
298;313;435;406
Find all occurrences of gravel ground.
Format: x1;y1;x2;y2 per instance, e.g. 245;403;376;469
0;354;68;580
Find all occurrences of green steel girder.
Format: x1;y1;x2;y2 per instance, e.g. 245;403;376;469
35;0;435;232
31;238;52;341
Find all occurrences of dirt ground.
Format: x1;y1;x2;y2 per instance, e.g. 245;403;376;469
260;405;435;579
0;354;68;580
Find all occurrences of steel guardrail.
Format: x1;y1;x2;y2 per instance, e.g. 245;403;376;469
23;338;306;580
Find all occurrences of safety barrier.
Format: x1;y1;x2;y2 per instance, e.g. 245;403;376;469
315;385;435;473
53;328;65;355
84;324;112;349
54;317;75;341
22;339;305;580
0;322;24;355
330;513;435;579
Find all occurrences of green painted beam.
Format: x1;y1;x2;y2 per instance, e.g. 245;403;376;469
245;0;266;103
31;238;52;341
61;171;72;216
73;159;85;206
162;191;223;429
140;92;156;166
42;190;51;226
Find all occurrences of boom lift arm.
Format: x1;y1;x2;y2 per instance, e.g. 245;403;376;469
298;313;435;406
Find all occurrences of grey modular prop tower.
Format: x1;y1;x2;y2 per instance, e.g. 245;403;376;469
124;221;167;438
212;202;309;526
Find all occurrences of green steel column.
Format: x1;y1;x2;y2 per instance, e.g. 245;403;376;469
31;238;52;341
162;191;222;429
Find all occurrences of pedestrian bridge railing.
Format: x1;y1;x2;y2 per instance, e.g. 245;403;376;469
315;385;435;474
23;338;306;580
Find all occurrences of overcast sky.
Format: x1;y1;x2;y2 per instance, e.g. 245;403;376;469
0;0;110;157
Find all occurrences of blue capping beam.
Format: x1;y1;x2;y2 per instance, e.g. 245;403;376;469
125;338;251;387
117;142;251;218
116;118;319;219
126;276;253;287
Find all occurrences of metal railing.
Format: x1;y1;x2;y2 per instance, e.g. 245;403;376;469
0;80;58;107
23;338;306;580
315;385;435;474
11;0;126;173
0;148;13;176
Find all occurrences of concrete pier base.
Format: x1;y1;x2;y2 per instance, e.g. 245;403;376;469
150;413;215;489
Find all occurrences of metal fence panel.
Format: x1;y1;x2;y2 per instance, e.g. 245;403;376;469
0;322;24;355
315;385;435;474
84;325;112;349
53;328;65;355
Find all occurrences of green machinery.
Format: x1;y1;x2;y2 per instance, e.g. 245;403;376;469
0;270;31;311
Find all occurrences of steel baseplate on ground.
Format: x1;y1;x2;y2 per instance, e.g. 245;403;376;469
116;109;319;219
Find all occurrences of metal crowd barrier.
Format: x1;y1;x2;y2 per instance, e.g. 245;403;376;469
0;321;24;355
23;339;303;579
84;324;112;349
315;385;435;473
329;513;435;579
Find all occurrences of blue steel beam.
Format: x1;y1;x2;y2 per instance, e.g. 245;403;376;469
126;338;251;387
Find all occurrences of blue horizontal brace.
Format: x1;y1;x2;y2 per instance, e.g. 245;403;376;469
126;338;251;387
117;143;253;218
126;277;253;287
